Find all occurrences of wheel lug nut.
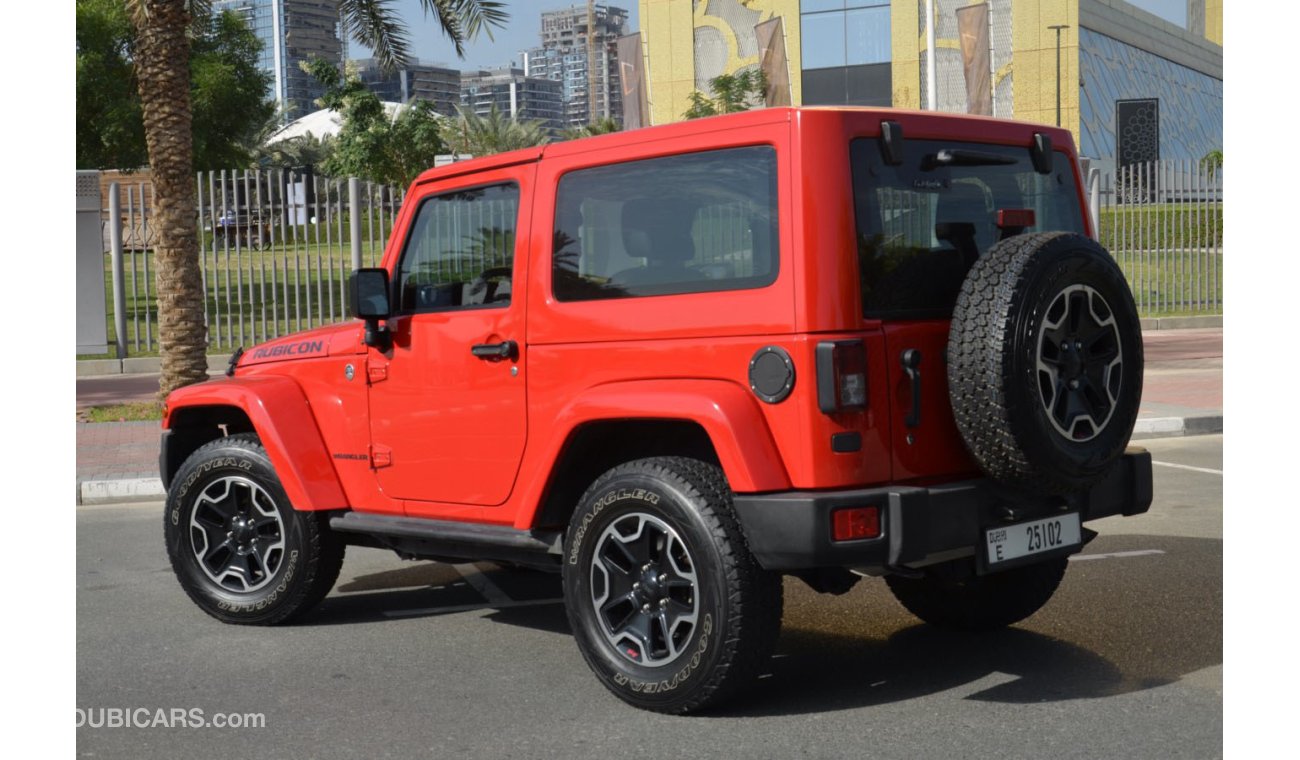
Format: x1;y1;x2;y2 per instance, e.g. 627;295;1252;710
632;582;640;590
658;573;667;583
659;598;668;608
641;603;651;613
1068;379;1080;390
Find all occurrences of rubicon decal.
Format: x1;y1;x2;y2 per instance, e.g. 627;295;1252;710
250;340;325;360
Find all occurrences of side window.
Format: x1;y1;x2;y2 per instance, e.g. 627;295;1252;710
553;146;779;301
396;183;519;312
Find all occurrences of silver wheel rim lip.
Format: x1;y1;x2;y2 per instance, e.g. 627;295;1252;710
1035;283;1124;443
589;512;700;668
188;475;287;594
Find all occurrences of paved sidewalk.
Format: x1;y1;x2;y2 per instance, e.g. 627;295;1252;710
75;328;1223;505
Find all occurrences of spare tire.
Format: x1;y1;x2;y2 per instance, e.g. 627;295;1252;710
947;231;1142;495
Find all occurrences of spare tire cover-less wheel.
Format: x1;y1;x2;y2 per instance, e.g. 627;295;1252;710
947;232;1143;495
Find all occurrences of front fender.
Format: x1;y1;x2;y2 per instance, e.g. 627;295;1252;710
550;379;790;493
163;376;348;511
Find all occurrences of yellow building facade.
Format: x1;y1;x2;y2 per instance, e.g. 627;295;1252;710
641;0;802;127
639;1;1221;167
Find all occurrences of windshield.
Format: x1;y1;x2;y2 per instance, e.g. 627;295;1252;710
850;137;1085;319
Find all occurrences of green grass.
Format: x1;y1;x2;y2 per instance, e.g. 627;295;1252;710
87;209;1223;357
1114;249;1222;316
82;402;164;423
102;233;387;352
1098;204;1222;252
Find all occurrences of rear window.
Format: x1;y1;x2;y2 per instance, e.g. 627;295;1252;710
850;138;1085;319
552;146;779;301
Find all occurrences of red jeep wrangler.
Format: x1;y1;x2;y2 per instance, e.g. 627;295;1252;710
161;107;1151;714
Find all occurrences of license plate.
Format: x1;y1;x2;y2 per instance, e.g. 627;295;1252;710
985;513;1081;566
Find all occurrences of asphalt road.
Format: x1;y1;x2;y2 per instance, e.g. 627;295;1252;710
77;436;1222;759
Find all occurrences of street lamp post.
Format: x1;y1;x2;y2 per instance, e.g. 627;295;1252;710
1048;24;1070;127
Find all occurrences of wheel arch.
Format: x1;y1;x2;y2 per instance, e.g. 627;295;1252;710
524;379;790;531
162;376;348;511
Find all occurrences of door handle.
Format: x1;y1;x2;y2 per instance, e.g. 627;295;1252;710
901;349;922;428
471;340;517;361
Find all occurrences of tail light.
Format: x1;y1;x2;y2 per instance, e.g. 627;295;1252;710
831;506;881;541
816;340;867;413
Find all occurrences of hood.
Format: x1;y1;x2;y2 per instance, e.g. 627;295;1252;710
236;323;363;369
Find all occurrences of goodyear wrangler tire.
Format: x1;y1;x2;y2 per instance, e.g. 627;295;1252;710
948;232;1143;495
164;434;344;625
562;457;783;714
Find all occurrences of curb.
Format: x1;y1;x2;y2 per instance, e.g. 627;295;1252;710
76;415;1224;505
1138;315;1222;331
78;477;166;506
1131;414;1223;440
76;354;234;377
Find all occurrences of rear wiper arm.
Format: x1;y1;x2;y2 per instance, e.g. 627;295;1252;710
921;149;1019;171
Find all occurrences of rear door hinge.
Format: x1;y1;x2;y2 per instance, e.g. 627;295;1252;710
370;445;392;469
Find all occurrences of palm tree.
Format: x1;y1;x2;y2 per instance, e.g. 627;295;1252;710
127;0;507;399
559;117;621;141
129;1;206;397
444;104;551;157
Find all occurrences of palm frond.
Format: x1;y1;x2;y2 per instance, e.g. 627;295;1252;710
340;0;413;71
422;0;510;57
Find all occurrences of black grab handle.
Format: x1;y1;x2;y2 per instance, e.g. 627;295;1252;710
901;349;922;428
471;340;517;361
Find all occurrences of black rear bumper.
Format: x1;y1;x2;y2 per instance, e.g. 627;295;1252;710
732;448;1152;572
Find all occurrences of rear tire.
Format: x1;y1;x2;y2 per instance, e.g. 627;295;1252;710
164;434;344;625
562;457;783;714
885;558;1068;631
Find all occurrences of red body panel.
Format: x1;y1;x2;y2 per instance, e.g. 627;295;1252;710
163;374;350;511
163;107;1087;527
369;163;536;511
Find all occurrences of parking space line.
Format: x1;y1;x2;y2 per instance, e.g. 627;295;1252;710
1153;460;1223;476
1070;549;1166;562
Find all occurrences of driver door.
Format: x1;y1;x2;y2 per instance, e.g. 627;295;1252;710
367;166;533;508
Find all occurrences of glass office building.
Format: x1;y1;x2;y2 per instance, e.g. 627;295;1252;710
213;0;343;119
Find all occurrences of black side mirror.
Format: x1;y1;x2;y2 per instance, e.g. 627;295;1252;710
350;268;391;319
349;268;392;351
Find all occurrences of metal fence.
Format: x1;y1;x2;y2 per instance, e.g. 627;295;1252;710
1088;159;1223;316
103;169;405;355
99;159;1222;357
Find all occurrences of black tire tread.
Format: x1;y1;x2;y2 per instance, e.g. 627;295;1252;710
566;456;783;714
165;433;344;626
948;231;1141;494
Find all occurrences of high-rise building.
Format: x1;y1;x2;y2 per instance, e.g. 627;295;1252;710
639;0;1222;171
351;58;463;116
213;0;343;119
461;68;566;132
522;4;630;128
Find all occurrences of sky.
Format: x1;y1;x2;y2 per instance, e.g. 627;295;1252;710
381;0;642;71
377;0;1188;71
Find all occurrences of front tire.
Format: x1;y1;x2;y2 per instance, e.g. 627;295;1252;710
164;434;344;625
885;557;1068;631
562;457;783;714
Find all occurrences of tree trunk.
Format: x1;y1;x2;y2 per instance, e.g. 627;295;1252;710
132;0;208;400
